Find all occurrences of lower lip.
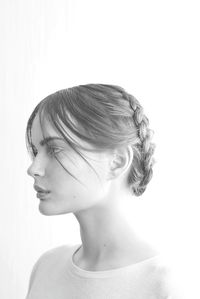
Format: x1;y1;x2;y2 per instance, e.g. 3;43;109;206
36;192;50;200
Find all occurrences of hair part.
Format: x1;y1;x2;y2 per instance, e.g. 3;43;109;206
26;84;156;196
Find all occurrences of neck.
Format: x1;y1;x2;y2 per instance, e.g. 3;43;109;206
73;194;141;264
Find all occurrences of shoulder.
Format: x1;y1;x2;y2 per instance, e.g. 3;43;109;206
34;243;76;266
26;244;74;296
145;254;184;299
28;244;77;286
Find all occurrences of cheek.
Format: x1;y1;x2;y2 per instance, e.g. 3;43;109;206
77;160;109;197
44;160;111;213
47;153;109;194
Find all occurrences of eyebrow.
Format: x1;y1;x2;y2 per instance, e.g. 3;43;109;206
31;137;65;147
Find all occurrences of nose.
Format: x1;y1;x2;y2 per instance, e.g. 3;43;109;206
27;157;45;178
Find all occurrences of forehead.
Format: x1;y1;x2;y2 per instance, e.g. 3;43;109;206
30;112;93;151
31;113;59;145
30;112;114;163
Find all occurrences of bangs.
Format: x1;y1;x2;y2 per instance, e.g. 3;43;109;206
25;100;102;187
25;84;155;197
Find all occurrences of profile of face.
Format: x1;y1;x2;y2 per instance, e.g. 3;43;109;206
27;113;115;216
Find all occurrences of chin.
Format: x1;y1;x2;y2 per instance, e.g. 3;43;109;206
39;206;54;216
38;204;72;216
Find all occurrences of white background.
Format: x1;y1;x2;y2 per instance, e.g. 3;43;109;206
0;0;200;298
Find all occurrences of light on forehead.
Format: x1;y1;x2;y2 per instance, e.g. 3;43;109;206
37;108;97;153
40;112;79;144
30;114;66;147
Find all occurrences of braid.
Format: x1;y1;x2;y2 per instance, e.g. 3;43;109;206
123;91;156;196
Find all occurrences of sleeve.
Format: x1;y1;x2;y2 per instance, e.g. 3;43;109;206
159;264;185;299
25;251;48;298
25;245;67;298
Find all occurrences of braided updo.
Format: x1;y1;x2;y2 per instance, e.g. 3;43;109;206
123;91;156;196
26;84;156;197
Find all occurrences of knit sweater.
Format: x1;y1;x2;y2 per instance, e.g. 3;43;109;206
25;244;181;299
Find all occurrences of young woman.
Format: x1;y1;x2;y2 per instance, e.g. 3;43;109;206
25;84;179;298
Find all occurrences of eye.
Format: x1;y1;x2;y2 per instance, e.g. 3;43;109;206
46;145;61;156
29;144;61;159
32;145;38;157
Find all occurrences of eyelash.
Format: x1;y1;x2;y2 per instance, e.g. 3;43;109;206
32;145;61;157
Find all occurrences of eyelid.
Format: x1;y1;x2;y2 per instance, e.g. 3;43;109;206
31;144;62;157
47;145;62;154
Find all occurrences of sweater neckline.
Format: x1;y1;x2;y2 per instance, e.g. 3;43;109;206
68;244;161;279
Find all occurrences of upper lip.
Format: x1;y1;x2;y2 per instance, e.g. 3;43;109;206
34;185;50;193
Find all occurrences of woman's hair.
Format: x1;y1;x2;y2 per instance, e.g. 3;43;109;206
26;84;156;197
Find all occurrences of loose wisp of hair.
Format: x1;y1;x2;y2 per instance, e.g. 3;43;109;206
26;84;156;196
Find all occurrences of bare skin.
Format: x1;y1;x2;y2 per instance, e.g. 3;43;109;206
73;228;159;271
71;154;159;271
28;113;159;272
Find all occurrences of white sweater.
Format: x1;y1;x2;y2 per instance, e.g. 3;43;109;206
25;244;181;299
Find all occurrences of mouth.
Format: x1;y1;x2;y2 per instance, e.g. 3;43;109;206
36;191;50;200
34;184;50;193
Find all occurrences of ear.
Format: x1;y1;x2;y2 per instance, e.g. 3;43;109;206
107;145;134;180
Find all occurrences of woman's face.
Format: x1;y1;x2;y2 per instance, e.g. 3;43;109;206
27;113;113;216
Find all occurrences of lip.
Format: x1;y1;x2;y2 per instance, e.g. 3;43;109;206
36;191;50;199
34;184;50;193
